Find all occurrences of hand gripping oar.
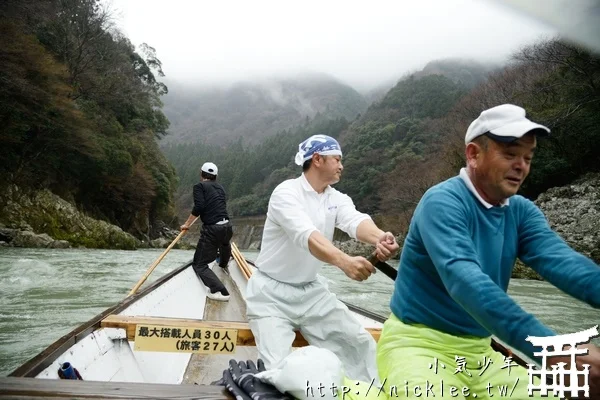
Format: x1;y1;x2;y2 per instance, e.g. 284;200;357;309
367;253;398;280
128;218;198;296
366;253;533;370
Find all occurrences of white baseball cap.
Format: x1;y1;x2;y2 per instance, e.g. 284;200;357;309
201;162;218;175
465;104;550;144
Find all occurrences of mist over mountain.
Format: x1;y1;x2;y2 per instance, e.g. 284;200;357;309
414;58;501;87
161;57;504;221
361;58;500;105
159;72;368;146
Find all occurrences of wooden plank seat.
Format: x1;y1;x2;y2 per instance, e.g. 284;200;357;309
101;315;382;346
0;376;230;399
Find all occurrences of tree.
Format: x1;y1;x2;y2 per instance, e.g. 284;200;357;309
0;0;177;239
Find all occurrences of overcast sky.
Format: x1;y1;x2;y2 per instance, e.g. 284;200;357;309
106;0;557;91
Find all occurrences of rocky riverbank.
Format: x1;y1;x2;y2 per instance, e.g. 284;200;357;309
333;236;402;260
0;185;191;250
515;172;600;280
535;173;600;264
1;172;598;280
332;173;600;281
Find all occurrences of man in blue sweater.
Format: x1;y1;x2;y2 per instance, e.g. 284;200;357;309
377;104;600;399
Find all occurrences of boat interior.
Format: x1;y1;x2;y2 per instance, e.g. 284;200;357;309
0;245;384;399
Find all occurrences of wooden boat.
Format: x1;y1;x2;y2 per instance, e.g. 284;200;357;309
0;243;385;398
0;235;532;399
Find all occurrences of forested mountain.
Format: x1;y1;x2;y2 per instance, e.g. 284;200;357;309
338;39;600;226
413;58;500;88
165;39;600;237
159;74;368;146
361;58;498;104
2;0;597;245
163;59;494;220
0;0;177;238
334;73;470;213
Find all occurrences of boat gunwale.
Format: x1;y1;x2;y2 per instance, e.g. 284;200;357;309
8;255;390;380
8;260;194;378
342;301;386;323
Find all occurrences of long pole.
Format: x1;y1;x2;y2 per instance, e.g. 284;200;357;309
231;242;252;280
128;218;197;296
231;242;252;278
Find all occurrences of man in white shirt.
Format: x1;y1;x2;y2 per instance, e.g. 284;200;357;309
246;134;399;383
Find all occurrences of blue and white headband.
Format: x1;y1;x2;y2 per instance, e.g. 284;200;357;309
294;135;343;166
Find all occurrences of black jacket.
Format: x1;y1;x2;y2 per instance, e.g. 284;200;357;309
191;181;229;225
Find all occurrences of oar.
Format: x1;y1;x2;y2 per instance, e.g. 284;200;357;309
231;242;252;279
366;253;533;370
367;254;398;280
230;242;251;280
128;218;198;296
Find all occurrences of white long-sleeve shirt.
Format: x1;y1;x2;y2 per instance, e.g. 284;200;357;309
254;173;372;284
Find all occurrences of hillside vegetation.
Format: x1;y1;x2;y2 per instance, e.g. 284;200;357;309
162;59;493;219
2;0;598;250
165;40;600;238
0;0;177;238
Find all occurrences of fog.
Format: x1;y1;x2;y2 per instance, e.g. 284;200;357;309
106;0;558;91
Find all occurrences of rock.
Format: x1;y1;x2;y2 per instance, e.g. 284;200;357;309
332;239;374;258
175;242;196;250
0;185;139;249
512;259;543;280
534;173;600;264
18;223;33;232
48;240;71;249
0;241;8;247
333;233;404;259
11;231;54;248
160;226;180;240
0;228;18;242
150;238;170;248
510;173;600;279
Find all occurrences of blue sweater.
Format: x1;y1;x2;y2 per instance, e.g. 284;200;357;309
390;174;600;360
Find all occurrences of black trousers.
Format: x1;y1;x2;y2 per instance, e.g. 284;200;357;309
192;222;233;293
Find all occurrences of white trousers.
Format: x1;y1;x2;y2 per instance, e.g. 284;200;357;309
245;270;378;383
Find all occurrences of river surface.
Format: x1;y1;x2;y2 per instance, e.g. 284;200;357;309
0;247;598;376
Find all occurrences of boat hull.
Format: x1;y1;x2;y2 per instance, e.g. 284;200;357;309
7;258;384;386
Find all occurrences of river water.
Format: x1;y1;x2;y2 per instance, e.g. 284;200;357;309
0;247;598;376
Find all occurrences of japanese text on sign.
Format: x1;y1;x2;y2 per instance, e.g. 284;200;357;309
134;324;238;354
